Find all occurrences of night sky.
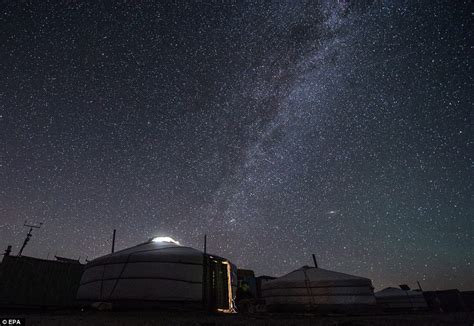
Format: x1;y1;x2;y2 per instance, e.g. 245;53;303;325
0;0;472;291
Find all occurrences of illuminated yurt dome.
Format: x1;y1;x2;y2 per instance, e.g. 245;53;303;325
76;237;236;311
262;266;375;312
375;287;428;311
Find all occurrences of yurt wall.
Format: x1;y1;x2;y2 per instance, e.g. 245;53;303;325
76;238;236;312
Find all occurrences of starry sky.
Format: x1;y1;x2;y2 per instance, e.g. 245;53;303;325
0;0;472;291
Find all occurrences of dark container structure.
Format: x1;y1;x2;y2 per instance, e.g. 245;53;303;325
461;291;474;311
423;289;468;312
0;255;84;308
237;269;257;297
255;275;276;298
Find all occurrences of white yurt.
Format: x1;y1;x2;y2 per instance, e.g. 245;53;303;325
375;287;428;311
76;237;236;311
262;266;376;312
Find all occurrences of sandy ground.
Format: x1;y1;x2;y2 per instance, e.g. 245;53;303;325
0;311;473;326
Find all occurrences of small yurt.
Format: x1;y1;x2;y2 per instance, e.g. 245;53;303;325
76;237;236;312
262;266;375;312
375;287;428;311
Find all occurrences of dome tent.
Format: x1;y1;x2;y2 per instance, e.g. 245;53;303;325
76;237;236;311
261;266;375;312
375;287;428;311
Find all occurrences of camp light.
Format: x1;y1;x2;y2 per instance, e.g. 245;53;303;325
151;236;180;245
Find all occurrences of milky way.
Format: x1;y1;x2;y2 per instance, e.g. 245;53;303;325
0;0;472;290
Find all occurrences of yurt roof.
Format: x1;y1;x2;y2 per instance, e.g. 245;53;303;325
375;287;424;297
263;266;372;289
87;237;204;267
280;266;370;282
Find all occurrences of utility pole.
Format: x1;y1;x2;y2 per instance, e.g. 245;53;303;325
417;280;423;291
202;234;208;310
312;254;318;268
18;221;43;256
111;229;116;253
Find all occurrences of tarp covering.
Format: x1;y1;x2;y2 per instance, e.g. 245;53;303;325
262;266;375;311
375;287;428;310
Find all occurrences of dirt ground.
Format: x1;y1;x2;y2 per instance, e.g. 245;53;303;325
0;310;473;326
